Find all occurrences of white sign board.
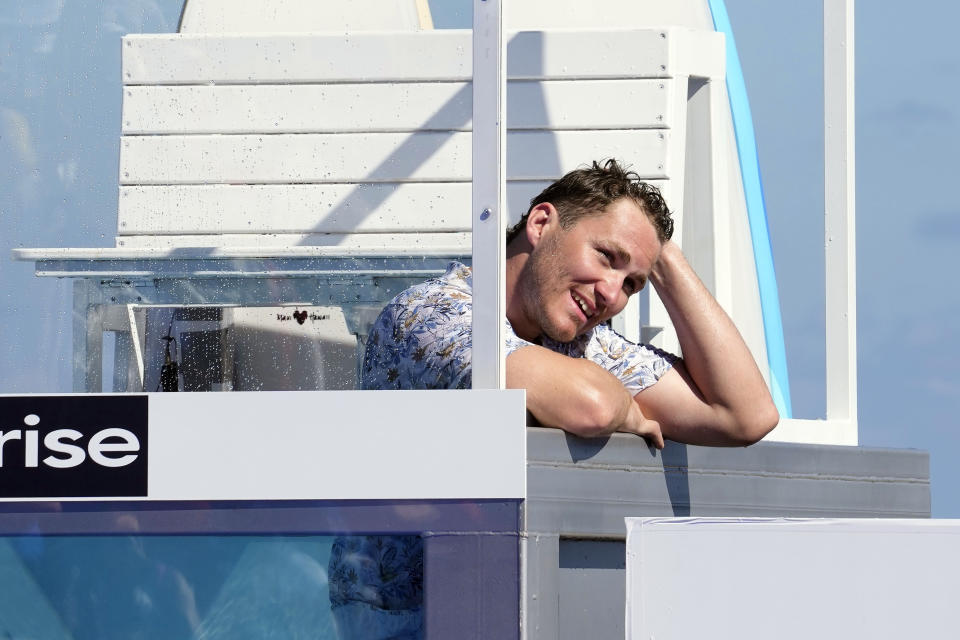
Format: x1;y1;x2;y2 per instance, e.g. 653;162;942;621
0;390;527;501
626;517;960;640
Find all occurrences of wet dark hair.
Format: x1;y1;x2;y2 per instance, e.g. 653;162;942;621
505;159;674;245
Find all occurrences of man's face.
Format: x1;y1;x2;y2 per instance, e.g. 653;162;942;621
520;198;662;342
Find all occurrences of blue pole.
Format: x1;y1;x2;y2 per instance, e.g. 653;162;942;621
707;0;793;418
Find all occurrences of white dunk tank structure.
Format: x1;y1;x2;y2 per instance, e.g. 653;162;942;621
6;1;935;639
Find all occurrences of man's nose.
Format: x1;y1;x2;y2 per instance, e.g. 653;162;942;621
595;274;626;312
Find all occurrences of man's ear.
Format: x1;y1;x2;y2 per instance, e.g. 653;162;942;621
525;202;557;248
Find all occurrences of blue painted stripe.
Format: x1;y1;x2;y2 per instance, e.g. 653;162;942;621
707;0;793;418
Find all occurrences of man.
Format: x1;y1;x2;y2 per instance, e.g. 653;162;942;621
363;158;779;446
329;160;779;639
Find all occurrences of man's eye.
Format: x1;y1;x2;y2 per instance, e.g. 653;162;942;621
598;249;613;263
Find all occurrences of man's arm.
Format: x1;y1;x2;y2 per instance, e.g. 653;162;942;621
506;345;664;447
634;240;779;445
506;241;778;447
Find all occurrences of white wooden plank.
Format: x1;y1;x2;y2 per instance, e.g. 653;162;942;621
122;79;673;134
179;0;422;33
122;32;473;85
123;83;472;135
118;182;559;235
119;130;670;184
114;232;472;251
507;29;669;79
112;179;670;247
24;234;473;256
510;79;671;129
122;30;681;85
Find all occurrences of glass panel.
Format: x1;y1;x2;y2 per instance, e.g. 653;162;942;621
0;499;521;640
0;1;187;393
3;0;478;394
0;533;426;639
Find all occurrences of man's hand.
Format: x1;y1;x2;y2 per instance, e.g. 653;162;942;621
616;399;664;449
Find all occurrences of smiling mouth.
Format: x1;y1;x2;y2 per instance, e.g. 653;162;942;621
572;292;595;320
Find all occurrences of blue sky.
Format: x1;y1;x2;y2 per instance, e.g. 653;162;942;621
725;1;960;515
1;1;957;514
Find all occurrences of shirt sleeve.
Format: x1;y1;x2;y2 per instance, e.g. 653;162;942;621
504;318;536;356
584;324;678;395
361;282;475;390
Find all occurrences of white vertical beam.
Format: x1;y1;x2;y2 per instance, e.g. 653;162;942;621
471;0;507;389
824;0;857;440
644;75;690;356
72;280;103;393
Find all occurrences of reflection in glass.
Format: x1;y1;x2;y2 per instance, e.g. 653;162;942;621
0;1;187;393
0;533;424;639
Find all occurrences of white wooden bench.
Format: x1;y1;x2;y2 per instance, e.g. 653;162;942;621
17;27;728;391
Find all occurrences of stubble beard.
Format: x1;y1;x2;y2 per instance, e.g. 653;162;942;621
522;237;578;343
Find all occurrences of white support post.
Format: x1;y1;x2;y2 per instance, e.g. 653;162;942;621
824;0;858;442
72;279;103;393
471;0;507;389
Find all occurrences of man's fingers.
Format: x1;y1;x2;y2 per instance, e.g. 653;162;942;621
642;419;664;449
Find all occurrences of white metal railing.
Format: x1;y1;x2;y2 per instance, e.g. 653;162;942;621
471;0;507;390
769;0;857;445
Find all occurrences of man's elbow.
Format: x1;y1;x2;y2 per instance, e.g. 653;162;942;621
729;400;780;446
554;384;627;439
563;396;622;438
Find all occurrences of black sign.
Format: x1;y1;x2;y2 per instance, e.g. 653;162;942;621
0;395;147;498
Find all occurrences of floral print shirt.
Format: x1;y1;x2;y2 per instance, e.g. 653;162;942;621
360;261;677;393
329;263;677;617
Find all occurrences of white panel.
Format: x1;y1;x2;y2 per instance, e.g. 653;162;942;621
122;32;474;84
507;30;668;79
111;233;458;250
224;307;356;392
119;130;670;184
669;28;726;80
146;390;526;500
509;79;672;129
118;183;474;234
122;30;682;85
122;80;673;134
642;76;689;355
118;182;556;235
505;0;714;30
117;182;556;238
626;518;960;639
123;83;473;135
112;179;672;247
179;0;421;33
18;235;472;260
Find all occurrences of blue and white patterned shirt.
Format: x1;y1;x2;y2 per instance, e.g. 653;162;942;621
361;261;677;393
